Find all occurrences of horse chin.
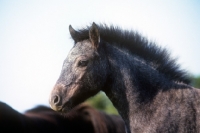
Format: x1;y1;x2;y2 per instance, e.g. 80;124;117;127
62;95;92;114
60;105;70;113
61;99;80;113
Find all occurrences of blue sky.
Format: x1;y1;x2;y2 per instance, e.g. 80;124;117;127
0;0;200;112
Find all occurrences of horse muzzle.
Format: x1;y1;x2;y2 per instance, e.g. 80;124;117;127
49;83;77;112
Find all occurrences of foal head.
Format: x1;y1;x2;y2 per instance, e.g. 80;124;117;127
49;23;109;112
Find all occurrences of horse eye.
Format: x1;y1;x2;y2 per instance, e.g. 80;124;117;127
78;60;88;67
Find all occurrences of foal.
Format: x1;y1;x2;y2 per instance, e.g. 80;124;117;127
49;23;199;133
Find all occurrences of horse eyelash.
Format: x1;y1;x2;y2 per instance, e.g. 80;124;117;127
78;60;89;67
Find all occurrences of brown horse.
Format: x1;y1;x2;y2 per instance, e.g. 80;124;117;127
0;102;126;133
49;22;200;133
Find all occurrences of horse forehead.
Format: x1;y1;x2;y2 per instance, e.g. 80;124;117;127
75;40;93;52
68;40;94;58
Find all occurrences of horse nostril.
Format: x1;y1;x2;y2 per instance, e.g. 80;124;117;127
53;95;61;106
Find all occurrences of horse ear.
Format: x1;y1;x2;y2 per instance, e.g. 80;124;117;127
89;22;100;49
69;25;78;41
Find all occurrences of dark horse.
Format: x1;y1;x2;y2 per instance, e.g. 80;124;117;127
0;102;125;133
49;22;200;133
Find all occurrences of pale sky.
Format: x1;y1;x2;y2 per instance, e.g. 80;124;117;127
0;0;200;112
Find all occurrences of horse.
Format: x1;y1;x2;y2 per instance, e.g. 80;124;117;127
0;101;125;133
49;22;200;133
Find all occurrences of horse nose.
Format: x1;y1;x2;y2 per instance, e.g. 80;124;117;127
53;94;61;105
49;83;66;111
49;94;62;111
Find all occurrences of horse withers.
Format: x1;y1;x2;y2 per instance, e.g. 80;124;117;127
49;22;200;133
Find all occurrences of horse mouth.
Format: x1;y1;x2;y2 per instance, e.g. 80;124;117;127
49;103;70;113
49;104;62;112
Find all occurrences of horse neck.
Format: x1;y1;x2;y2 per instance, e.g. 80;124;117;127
105;44;163;95
102;43;179;128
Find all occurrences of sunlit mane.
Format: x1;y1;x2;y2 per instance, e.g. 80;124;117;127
71;23;190;84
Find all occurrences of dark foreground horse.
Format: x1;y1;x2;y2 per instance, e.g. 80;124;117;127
0;102;125;133
49;22;200;133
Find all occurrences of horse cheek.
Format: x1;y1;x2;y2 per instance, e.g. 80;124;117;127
75;72;85;83
87;65;103;90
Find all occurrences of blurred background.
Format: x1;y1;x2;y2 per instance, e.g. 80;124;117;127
0;0;200;114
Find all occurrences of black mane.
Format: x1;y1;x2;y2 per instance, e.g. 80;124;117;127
72;23;190;84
